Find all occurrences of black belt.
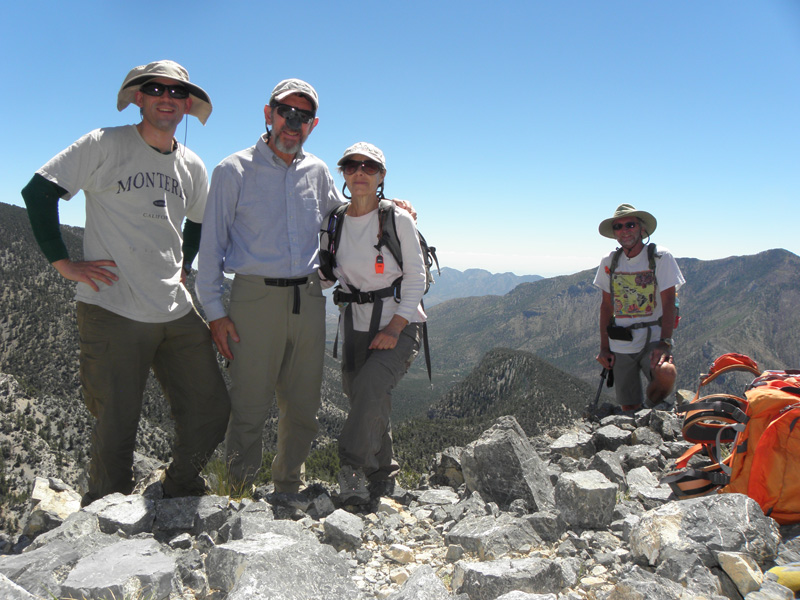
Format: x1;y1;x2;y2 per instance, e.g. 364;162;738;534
264;277;308;314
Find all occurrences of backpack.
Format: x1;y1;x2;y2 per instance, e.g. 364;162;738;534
319;199;440;381
607;242;680;333
661;353;800;524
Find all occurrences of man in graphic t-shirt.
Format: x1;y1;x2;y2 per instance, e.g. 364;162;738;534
592;204;685;412
20;60;230;506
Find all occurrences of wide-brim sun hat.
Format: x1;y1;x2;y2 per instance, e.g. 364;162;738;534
598;204;658;239
337;142;386;171
117;60;212;125
270;79;319;112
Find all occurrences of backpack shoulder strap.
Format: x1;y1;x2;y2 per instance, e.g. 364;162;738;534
609;247;624;276
319;203;349;282
376;199;402;268
647;242;658;271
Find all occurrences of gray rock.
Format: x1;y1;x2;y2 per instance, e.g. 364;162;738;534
554;470;617;529
83;492;155;536
592;424;632;451
549;431;596;459
60;537;178;600
414;488;460;506
25;509;100;551
445;513;542;560
616;444;663;471
630;494;781;568
386;565;453;600
0;533;116;598
495;593;557;600
429;447;466;489
589;450;627;491
461;416;555;512
631;426;663;446
452;557;566;600
745;579;795;599
0;573;39;599
523;510;567;543
323;508;365;550
625;466;672;509
609;564;726;599
23;477;81;538
206;531;362;599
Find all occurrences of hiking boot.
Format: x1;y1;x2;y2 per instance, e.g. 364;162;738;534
368;478;395;500
338;466;369;505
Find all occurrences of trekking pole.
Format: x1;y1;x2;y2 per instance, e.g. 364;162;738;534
591;368;609;412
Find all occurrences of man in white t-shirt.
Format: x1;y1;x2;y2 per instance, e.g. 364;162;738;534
20;60;230;506
592;204;685;412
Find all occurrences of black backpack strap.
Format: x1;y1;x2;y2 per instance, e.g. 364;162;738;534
319;204;349;282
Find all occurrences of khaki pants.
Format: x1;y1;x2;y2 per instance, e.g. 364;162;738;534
339;322;422;480
77;302;230;503
225;273;326;493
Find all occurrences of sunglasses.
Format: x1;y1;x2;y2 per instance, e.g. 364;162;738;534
275;103;316;125
139;82;190;99
612;221;639;231
341;160;382;176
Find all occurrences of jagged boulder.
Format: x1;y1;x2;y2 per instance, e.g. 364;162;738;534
206;528;363;599
60;537;178;600
554;470;617;529
22;477;81;538
445;513;542;560
460;416;554;512
629;493;781;568
452;556;567;600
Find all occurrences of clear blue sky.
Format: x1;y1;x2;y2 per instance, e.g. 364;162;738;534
3;1;798;277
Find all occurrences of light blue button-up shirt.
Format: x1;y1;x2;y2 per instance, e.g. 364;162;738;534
196;134;344;322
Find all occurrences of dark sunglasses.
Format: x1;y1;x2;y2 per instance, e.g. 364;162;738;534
139;82;190;99
612;221;639;231
275;103;316;125
342;160;382;176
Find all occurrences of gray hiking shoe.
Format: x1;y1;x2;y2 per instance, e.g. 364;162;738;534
338;465;369;505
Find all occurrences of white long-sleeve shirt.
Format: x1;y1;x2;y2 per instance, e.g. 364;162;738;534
332;205;427;332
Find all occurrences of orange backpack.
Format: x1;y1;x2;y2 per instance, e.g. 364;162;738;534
662;353;800;524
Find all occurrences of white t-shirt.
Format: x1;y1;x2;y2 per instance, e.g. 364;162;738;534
38;125;208;323
333;206;427;332
592;244;685;353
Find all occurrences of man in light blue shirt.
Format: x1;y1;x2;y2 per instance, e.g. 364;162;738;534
197;79;344;493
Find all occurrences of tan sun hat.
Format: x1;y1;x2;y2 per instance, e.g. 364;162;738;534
598;204;657;239
117;60;212;125
337;142;386;171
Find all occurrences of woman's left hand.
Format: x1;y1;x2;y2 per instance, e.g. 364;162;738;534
369;315;409;350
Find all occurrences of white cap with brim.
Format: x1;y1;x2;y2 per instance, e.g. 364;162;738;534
270;79;319;112
337;142;387;171
117;60;212;125
598;204;658;239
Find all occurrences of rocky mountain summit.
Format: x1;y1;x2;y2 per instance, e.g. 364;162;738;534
2;412;798;600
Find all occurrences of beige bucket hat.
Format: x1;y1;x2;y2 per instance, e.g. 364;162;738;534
117;60;212;125
598;204;657;239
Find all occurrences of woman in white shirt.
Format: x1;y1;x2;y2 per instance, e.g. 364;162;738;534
324;142;427;505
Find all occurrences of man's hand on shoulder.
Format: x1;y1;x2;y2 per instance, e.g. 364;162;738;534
53;258;118;292
390;198;417;222
209;316;239;361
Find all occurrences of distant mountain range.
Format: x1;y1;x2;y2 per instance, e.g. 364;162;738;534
423;267;542;306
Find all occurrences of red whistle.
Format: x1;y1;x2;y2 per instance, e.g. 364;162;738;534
375;255;384;274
